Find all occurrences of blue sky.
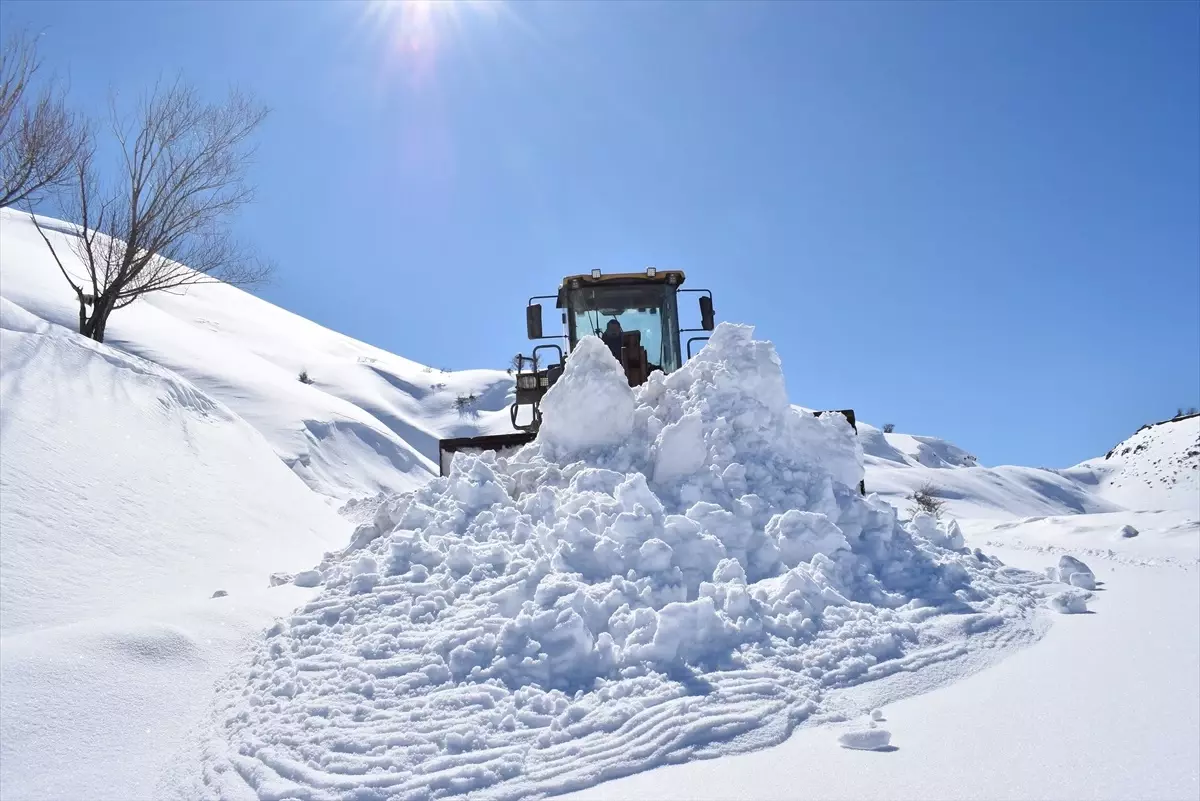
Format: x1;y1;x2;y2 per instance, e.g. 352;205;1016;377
5;0;1198;468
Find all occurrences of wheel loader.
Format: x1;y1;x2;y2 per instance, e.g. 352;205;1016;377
437;268;861;492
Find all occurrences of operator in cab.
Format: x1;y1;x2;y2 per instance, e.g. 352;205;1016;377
601;319;623;361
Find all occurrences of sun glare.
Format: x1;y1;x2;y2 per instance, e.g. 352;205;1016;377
362;0;503;84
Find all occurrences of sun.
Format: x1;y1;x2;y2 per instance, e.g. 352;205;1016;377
362;0;501;63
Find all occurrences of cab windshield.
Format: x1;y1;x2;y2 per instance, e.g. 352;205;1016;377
566;284;681;373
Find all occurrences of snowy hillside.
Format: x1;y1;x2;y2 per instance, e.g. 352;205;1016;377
857;422;1120;522
0;208;515;502
1;210;1196;801
1062;414;1200;511
0;296;352;800
859;413;1198;523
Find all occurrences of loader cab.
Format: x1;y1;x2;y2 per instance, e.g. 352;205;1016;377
561;269;693;378
516;268;714;430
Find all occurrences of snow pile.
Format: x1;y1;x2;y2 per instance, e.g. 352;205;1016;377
188;325;1051;801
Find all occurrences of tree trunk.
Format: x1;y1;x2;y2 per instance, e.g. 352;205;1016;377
82;292;116;343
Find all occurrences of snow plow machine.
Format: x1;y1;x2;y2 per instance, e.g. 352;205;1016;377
437;268;861;492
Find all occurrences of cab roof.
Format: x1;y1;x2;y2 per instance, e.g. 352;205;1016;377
555;270;686;308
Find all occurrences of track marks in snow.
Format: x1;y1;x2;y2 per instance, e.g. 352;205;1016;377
187;326;1058;801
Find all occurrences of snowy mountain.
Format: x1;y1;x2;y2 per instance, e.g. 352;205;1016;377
1;209;1196;801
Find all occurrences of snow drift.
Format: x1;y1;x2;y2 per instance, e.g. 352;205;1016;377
0;297;346;630
0;297;350;801
186;325;1051;801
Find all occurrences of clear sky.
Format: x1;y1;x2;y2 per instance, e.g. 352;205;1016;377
4;0;1198;468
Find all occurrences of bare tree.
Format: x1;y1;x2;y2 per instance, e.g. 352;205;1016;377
0;29;87;207
32;78;271;342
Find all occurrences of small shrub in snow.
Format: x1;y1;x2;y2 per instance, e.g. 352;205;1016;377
454;393;479;418
882;423;895;433
298;370;314;385
910;482;946;518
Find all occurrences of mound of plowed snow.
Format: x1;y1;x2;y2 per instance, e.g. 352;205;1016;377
186;325;1052;801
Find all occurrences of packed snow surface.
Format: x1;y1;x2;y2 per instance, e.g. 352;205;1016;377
185;326;1053;800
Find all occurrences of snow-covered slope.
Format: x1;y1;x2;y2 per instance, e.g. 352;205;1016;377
856;423;1119;522
0;297;352;800
0;208;515;501
1061;414;1200;511
0;298;346;630
858;414;1199;522
857;422;979;469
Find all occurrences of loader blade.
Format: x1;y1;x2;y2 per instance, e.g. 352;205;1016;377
437;432;538;477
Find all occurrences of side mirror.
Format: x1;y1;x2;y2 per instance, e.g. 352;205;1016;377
526;304;543;340
699;296;715;331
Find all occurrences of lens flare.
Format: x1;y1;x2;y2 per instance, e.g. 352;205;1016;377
362;0;503;87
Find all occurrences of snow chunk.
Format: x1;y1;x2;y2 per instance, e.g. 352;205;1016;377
839;728;893;750
907;512;966;550
292;569;321;588
871;708;885;721
539;335;635;455
1052;555;1096;589
767;510;850;567
1049;589;1092;614
653;411;708;483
